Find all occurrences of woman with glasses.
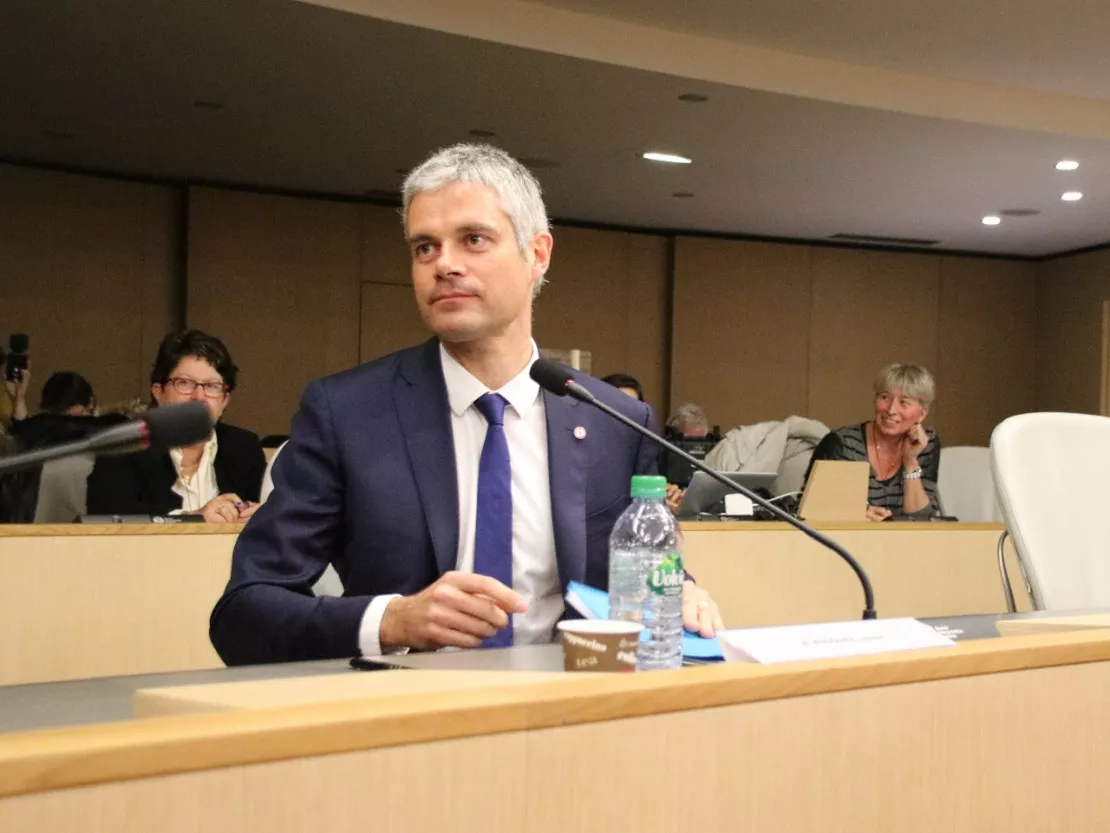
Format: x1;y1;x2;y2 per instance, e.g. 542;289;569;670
87;330;266;522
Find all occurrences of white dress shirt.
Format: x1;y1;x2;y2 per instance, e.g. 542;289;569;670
168;434;219;513
358;342;563;655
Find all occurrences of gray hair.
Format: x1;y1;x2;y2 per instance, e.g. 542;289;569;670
873;363;936;408
671;402;709;435
402;144;551;297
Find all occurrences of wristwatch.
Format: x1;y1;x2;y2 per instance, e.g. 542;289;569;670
903;467;923;480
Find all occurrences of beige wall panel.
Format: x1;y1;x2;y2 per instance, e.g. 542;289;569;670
935;258;1037;445
359;283;427;363
808;248;940;429
0;165;180;410
536;226;670;422
186;187;361;436
1034;250;1110;414
360;203;409;285
672;237;811;430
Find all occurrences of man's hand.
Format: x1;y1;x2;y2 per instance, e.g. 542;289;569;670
380;571;528;651
865;505;893;522
665;483;685;514
197;493;245;523
682;580;724;638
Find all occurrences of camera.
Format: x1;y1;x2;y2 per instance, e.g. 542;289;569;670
5;334;29;383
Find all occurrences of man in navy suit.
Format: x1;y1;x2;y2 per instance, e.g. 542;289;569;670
210;144;722;665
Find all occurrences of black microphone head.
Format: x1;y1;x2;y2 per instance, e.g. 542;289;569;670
9;333;28;353
143;402;214;449
530;359;575;396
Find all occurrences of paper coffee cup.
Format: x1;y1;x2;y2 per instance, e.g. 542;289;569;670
556;620;643;672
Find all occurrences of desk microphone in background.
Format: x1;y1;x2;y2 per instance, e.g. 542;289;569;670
0;401;214;475
530;359;877;620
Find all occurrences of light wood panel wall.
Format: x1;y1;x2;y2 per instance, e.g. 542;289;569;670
672;237;1039;445
3;164;1053;444
0;164;180;411
357;223;673;423
186;187;362;436
1034;248;1110;414
936;257;1037;444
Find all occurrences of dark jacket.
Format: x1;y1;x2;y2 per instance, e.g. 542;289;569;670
0;413;129;523
209;338;658;666
86;420;266;517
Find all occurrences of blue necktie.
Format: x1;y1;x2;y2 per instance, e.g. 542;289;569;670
473;393;514;647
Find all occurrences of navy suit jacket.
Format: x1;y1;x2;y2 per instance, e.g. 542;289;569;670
210;339;658;665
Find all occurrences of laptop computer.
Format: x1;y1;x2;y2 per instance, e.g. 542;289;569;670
674;470;778;518
796;460;870;521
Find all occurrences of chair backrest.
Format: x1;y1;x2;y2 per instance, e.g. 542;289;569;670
991;413;1110;609
259;440;288;504
257;440;343;598
937;446;1002;522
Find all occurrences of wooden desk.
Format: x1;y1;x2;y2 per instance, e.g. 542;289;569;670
0;632;1108;832
0;522;1027;686
682;521;1030;626
0;525;240;686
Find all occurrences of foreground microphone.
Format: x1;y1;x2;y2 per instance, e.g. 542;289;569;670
0;401;214;475
530;359;877;620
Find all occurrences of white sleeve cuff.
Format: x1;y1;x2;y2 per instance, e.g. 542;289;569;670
357;594;408;657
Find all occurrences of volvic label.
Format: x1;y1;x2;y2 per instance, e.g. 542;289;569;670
648;553;684;596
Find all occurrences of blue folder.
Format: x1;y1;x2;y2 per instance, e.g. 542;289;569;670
565;580;723;661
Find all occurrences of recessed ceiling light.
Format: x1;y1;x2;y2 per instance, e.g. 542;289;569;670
643;152;692;164
982;216;1001;226
193;100;225;111
1062;191;1083;201
1056;160;1080;171
677;93;708;103
672;192;695;198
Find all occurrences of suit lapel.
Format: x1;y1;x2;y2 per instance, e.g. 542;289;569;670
395;340;459;576
544;390;587;589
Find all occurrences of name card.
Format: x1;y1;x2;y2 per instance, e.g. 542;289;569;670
718;617;955;664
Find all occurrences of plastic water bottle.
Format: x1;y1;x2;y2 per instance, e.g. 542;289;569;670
608;475;684;670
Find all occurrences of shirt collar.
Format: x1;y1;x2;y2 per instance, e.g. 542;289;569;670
439;341;541;419
169;431;219;464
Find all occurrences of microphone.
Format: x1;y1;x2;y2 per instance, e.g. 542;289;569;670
0;401;214;475
530;359;877;620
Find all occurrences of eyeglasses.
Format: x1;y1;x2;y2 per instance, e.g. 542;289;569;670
164;377;228;398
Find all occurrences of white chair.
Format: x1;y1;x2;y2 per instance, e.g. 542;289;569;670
937;446;1003;522
259;440;288;504
991;413;1110;610
258;440;344;598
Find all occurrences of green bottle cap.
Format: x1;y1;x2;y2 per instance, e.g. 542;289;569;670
630;475;667;499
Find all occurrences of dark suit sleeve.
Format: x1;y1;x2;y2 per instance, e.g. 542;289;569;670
229;428;266;503
635;404;661;477
209;381;375;666
86;455;165;516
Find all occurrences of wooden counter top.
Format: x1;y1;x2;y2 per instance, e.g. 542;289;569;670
1;629;1107;800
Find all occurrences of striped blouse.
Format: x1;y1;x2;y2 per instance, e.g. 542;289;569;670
805;423;941;517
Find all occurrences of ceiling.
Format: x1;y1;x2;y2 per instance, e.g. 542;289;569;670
2;0;1109;257
531;0;1110;101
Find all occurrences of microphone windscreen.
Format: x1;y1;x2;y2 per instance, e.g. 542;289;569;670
144;402;214;449
529;359;575;395
9;333;28;353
